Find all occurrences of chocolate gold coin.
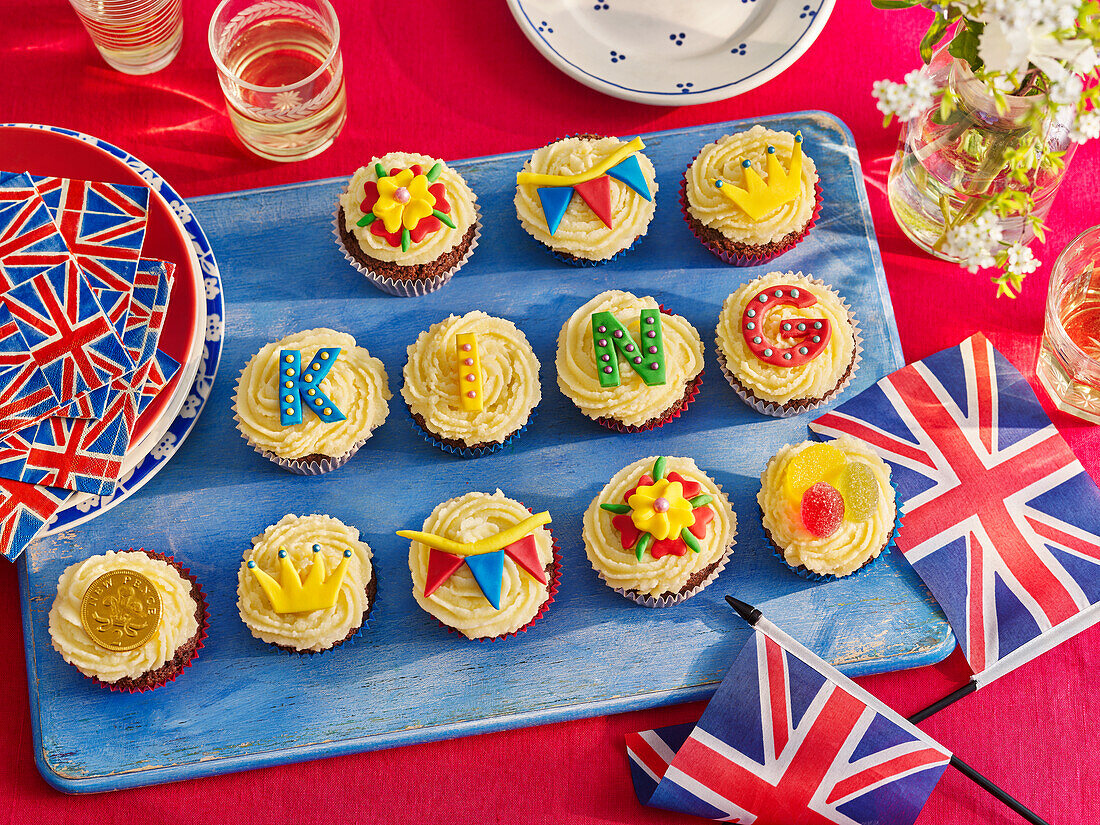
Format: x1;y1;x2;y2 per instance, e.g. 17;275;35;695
79;569;162;652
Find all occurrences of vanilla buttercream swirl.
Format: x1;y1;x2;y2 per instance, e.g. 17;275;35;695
339;153;478;266
49;551;199;683
237;513;374;652
556;291;703;427
759;437;895;577
408;491;554;639
402;311;541;445
235;328;391;460
583;456;736;597
686;126;818;246
514;137;658;261
716;272;855;404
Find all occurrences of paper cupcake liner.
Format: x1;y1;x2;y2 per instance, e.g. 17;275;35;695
547;233;643;267
232;371;371;475
331;201;481;297
767;482;904;582
593;476;737;607
407;405;536;459
277;569;377;656
435;509;562;642
593;369;704;434
679;161;822;266
715;278;863;419
91;549;209;694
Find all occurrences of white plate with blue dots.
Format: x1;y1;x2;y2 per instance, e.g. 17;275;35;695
506;0;835;105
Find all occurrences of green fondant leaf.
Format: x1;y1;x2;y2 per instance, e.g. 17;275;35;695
635;532;653;561
688;494;714;508
425;162;443;182
680;527;702;554
401;227;411;252
432;208;456;229
600;503;632;514
375;162;387;179
356;213;376;227
652;456;667;480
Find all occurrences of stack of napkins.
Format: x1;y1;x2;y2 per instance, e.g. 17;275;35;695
0;172;182;560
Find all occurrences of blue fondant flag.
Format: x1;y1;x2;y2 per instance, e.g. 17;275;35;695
465;550;505;610
536;186;573;237
606;153;652;201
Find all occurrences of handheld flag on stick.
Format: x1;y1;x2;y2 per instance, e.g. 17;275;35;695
810;332;1100;712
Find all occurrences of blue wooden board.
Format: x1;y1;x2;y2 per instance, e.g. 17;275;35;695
19;111;953;793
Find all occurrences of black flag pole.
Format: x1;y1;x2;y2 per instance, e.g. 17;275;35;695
725;596;1050;825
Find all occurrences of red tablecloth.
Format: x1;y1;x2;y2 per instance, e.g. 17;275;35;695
1;2;1098;822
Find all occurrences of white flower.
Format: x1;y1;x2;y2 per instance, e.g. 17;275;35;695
74;495;102;514
1004;242;1041;276
180;394;202;418
206;314;223;342
151;433;177;461
168;199;192;223
1070;110;1100;143
873;70;937;122
1048;73;1084;106
978;18;1034;76
204;276;220;301
942;214;1004;273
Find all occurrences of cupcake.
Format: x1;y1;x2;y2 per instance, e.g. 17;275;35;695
48;549;208;692
336;153;480;296
234;328;391;474
583;456;736;606
514;134;657;265
237;513;376;654
556;290;704;432
682;126;821;265
403;311;541;457
399;490;558;640
715;271;859;417
759;437;899;579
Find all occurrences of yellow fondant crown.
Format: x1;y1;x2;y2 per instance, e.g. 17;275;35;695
713;131;803;221
248;544;351;614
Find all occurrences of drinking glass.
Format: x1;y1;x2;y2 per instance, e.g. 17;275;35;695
208;0;347;162
68;0;183;75
1036;225;1100;424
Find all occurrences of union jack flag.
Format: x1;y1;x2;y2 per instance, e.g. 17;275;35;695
627;628;951;824
19;379;137;495
136;348;181;416
0;175;69;288
32;176;149;339
123;258;174;357
0;306;60;433
0;476;67;560
810;333;1100;679
2;262;133;402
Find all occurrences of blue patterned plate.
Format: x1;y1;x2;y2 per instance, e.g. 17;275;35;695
507;0;835;105
0;124;224;542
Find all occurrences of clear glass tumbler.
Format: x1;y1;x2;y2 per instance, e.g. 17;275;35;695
1036;225;1100;424
208;0;347;162
69;0;183;75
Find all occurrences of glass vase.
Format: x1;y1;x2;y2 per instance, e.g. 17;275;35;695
887;50;1076;262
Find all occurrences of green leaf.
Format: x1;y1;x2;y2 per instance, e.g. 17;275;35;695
947;22;981;71
920;12;949;63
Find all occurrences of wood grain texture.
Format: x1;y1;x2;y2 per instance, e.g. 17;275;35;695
18;112;954;792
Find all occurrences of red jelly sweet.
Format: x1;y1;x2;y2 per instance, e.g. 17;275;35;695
801;481;845;538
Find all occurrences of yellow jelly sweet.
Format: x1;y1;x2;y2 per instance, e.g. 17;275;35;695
783;443;847;502
833;461;879;522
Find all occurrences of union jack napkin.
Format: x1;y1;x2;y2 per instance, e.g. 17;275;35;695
0;258;175;496
810;333;1100;686
627;622;951;824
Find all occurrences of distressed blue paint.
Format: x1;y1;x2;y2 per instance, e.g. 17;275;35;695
19;112;953;793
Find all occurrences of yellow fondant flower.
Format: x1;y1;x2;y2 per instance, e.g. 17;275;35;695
627;478;695;541
374;169;437;233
